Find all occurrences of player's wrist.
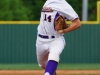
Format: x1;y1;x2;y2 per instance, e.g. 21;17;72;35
63;29;66;33
63;29;68;33
63;28;70;33
58;29;66;34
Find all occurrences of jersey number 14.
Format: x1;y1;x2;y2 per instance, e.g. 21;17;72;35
44;14;51;22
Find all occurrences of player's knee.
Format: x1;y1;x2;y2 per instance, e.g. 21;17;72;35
41;65;46;69
48;53;59;62
39;64;46;69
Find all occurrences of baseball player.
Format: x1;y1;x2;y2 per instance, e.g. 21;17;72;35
36;0;81;75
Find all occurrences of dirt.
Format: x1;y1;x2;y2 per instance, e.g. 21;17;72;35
0;70;100;75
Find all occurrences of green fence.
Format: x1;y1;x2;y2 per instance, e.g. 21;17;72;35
0;24;100;63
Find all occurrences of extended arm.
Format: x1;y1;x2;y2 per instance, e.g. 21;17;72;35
58;18;81;34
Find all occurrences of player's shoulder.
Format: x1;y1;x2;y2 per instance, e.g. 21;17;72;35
44;0;67;5
43;0;72;11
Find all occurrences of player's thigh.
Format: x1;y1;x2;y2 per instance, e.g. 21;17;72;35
48;36;65;62
50;36;65;54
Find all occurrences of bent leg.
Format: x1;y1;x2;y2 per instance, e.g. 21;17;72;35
44;36;65;75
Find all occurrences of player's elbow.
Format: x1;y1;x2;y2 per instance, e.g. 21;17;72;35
73;18;81;28
77;20;81;28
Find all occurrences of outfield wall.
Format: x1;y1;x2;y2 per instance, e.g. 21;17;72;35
0;24;100;63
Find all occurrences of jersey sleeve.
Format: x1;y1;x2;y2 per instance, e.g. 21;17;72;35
58;1;79;21
44;0;79;21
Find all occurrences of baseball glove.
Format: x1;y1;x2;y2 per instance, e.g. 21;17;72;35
55;15;68;31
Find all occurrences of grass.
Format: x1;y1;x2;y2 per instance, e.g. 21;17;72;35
0;64;40;70
0;63;100;70
57;63;100;70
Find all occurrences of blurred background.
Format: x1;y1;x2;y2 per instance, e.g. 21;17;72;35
0;0;99;21
0;0;100;71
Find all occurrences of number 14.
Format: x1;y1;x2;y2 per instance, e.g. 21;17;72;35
44;14;51;22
